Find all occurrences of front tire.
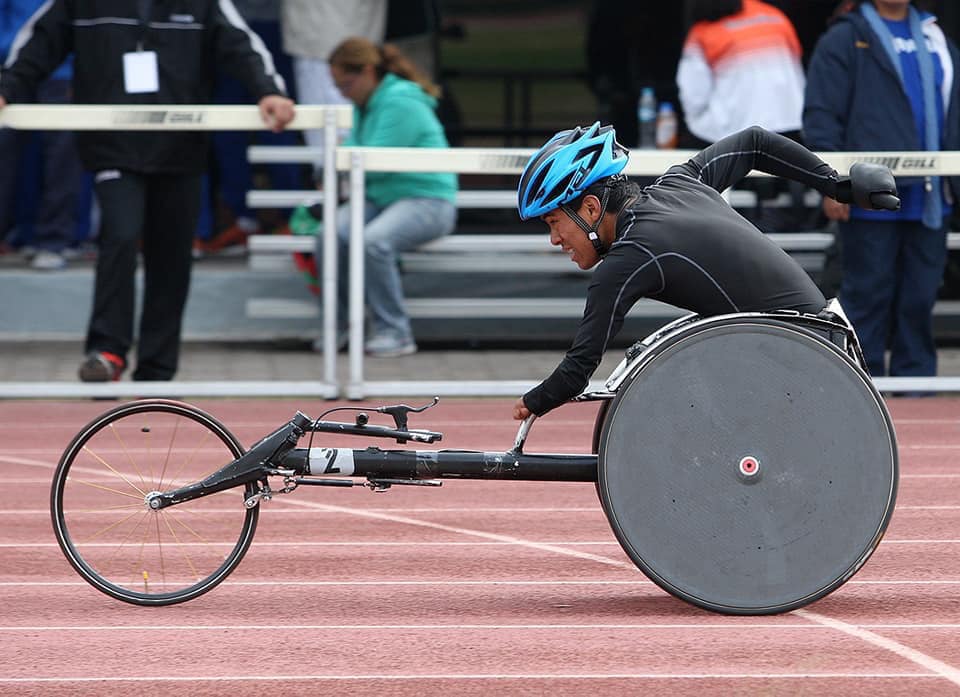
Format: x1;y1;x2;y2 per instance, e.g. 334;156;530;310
50;399;258;606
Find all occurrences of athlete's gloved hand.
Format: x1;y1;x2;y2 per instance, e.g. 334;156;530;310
835;162;901;211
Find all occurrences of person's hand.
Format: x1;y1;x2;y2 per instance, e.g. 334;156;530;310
513;397;531;421
823;197;850;222
0;95;7;109
258;94;295;133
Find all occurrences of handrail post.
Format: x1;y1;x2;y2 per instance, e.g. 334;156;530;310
321;108;339;389
347;150;366;399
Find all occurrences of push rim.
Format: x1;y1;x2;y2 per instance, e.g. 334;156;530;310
50;399;258;606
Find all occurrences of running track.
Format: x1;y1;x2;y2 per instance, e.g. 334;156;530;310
1;397;959;696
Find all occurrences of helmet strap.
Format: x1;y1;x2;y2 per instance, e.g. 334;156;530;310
561;185;612;257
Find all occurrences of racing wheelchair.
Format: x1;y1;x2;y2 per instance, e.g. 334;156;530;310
50;301;898;615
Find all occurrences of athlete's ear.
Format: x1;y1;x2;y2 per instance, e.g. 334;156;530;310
580;194;603;224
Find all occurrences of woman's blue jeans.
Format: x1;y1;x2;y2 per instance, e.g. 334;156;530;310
317;197;457;340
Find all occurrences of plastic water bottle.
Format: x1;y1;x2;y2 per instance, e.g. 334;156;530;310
637;87;657;149
655;102;678;149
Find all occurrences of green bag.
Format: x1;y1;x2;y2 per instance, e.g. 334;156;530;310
288;204;321;295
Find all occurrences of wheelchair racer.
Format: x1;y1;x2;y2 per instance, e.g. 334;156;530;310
512;124;900;420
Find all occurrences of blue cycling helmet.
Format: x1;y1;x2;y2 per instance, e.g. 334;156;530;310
517;121;629;220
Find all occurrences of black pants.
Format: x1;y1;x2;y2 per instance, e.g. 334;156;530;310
87;171;202;381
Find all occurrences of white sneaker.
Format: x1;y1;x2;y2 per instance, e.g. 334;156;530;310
31;250;67;270
364;333;417;357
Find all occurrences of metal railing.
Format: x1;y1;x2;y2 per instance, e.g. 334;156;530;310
2;103;959;397
0;104;350;399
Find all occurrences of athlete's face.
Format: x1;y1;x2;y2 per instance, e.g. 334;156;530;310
542;199;603;270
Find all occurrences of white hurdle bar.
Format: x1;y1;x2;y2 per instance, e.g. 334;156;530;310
0;104;351;399
335;145;960;398
0;102;958;398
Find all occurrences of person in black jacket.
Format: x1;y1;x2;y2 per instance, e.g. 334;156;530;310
0;0;295;382
512;124;900;420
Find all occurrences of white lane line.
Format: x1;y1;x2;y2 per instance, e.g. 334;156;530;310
0;455;55;467
1;579;959;588
882;540;960;544
796;609;960;687
896;418;960;423
0;507;603;515
3;504;958;514
900;473;960;477
0;673;943;683
3;623;960;631
4;539;960;549
278;498;638;571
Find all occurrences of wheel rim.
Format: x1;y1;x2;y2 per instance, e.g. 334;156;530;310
51;400;257;605
598;319;898;615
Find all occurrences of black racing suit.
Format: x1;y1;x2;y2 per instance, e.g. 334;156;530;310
523;127;839;416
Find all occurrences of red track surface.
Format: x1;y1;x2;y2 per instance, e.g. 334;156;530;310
1;397;959;696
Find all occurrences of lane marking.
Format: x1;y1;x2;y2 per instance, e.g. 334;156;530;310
278;498;638;571
4;539;960;549
3;623;960;631
0;507;604;515
1;579;959;587
4;504;959;514
0;673;944;683
796;609;960;687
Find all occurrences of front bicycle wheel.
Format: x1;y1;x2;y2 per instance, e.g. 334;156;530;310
51;399;258;606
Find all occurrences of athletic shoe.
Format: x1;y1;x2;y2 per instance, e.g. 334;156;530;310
78;351;126;382
364;333;417;358
193;219;256;255
30;250;67;271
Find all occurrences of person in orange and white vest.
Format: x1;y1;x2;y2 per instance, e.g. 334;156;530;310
676;0;806;148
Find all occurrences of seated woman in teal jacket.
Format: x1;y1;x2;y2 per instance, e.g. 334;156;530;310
317;36;457;358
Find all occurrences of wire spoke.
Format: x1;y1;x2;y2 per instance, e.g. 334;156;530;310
165;428;219;491
74;508;147;545
156;417;180;491
161;513;202;581
67;477;145;501
154;513;167;589
80;446;147;496
109;423;150;492
98;510;152;573
74;502;146;513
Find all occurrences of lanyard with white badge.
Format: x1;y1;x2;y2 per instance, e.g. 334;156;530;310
122;0;159;94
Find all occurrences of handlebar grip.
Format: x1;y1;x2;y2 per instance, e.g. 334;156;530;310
870;192;901;211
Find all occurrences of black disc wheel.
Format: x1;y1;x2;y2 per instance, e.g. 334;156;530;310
597;317;898;615
51;399;257;606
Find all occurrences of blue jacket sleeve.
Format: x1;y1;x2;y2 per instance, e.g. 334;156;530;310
802;25;855;151
0;0;72;102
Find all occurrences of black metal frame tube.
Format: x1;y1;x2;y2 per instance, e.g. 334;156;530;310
281;448;597;482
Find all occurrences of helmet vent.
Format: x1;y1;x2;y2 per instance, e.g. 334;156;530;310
525;163;552;208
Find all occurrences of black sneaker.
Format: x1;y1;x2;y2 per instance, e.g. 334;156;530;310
78;351;125;382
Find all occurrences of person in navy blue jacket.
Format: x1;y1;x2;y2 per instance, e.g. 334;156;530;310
0;0;83;270
803;0;960;380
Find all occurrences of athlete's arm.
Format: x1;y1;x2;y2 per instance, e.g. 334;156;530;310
678;126;846;199
521;239;660;417
676;126;897;211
